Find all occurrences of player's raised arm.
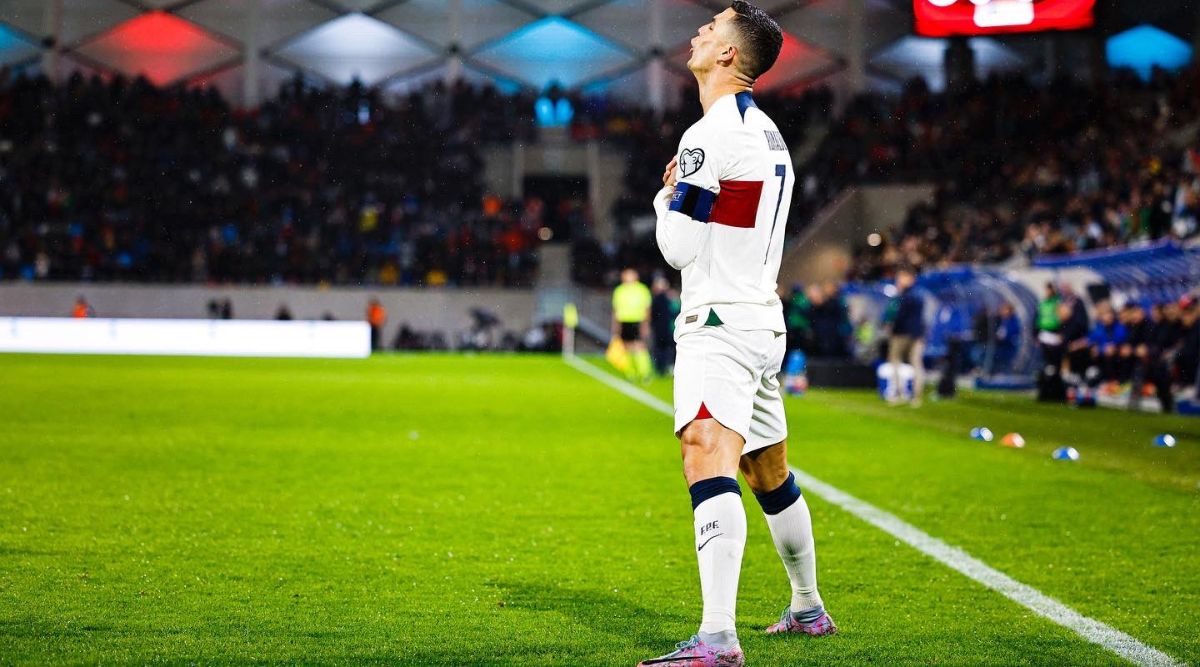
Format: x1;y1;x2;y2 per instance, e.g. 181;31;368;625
653;136;722;270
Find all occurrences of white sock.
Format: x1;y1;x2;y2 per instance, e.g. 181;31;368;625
764;493;823;613
692;485;746;643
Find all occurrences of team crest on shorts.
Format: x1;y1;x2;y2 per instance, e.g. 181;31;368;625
679;148;705;177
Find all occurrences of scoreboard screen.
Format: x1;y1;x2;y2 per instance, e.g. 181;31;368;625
914;0;1095;37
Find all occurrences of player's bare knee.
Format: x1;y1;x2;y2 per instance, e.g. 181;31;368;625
680;422;720;459
739;457;770;493
738;457;763;491
679;421;741;483
739;446;789;494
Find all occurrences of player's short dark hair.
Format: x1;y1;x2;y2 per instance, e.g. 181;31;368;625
728;1;783;80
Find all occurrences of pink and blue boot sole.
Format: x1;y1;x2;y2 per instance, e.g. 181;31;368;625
764;608;838;636
637;635;745;667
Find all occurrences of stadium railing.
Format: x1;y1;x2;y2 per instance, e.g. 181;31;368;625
1033;239;1200;307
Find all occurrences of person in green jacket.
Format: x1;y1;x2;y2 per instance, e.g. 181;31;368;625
1038;283;1061;336
1036;282;1066;400
783;284;813;354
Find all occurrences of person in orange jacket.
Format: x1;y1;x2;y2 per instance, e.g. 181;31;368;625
72;296;94;318
367;298;387;352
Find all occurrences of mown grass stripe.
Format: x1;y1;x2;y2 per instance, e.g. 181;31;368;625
565;355;1184;667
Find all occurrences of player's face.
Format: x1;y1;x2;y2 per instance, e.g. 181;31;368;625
687;8;737;74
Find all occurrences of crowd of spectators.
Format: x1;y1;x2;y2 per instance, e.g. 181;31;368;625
0;72;544;287
0;67;844;291
7;65;1200;298
572;69;1200;288
841;69;1200;279
1034;284;1199;411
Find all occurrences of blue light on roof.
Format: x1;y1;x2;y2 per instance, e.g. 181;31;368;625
0;23;40;67
1106;25;1193;81
472;17;632;89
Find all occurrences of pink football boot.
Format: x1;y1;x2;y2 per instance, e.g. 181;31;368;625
637;635;744;667
765;608;838;636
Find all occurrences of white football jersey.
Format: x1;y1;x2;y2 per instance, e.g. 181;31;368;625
653;91;793;338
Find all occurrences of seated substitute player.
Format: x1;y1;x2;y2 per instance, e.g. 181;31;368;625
639;3;835;666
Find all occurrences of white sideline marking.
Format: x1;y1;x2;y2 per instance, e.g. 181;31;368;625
565;354;675;414
564;355;1184;667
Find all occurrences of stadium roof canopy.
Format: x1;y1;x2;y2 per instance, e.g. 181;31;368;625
0;0;907;105
0;0;1196;106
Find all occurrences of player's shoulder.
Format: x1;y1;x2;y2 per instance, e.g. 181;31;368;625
679;113;716;146
691;93;783;144
715;91;782;146
716;92;779;129
677;93;789;169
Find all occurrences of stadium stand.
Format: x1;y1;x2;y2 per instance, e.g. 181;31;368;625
576;69;1200;288
1034;240;1200;307
2;64;1198;379
0;72;541;287
841;70;1200;279
10;66;1198;290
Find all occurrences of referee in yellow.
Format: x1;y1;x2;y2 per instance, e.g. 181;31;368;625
613;268;654;383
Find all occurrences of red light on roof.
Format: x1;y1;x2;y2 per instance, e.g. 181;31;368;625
74;11;239;86
114;12;217;51
754;34;831;92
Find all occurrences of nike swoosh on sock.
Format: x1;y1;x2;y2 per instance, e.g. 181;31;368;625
697;533;725;552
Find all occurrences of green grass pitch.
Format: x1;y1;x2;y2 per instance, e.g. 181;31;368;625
1;353;1198;665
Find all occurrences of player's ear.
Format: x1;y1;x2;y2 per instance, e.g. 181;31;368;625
718;43;737;67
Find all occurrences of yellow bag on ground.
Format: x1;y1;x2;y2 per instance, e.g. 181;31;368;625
606;338;631;374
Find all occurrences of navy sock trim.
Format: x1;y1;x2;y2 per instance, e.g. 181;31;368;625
689;476;741;510
753;472;802;515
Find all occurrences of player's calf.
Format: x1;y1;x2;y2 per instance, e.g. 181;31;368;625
751;470;835;636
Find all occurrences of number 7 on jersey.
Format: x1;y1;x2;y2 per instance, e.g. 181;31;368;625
765;164;786;263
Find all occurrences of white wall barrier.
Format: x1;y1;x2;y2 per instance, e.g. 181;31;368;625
0;317;371;358
0;283;539;345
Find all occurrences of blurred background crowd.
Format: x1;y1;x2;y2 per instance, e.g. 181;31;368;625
2;63;1199;404
4;69;1200;289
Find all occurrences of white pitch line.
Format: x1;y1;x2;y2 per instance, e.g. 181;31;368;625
564;355;1184;667
566;354;675;414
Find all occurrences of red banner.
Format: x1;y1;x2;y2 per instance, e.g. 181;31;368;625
914;0;1094;37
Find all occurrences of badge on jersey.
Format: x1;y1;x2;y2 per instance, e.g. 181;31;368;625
679;148;705;177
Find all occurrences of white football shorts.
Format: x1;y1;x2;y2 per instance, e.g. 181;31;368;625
673;324;788;454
